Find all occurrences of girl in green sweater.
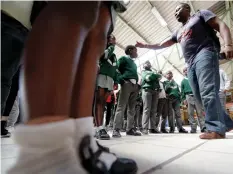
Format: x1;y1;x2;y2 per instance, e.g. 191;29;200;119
95;34;118;140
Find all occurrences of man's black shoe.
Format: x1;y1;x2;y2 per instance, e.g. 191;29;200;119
190;129;197;133
161;129;169;133
79;135;138;174
169;129;175;133
179;128;188;133
1;121;11;138
96;129;110;140
149;129;160;134
201;127;207;133
112;129;121;138
126;128;141;136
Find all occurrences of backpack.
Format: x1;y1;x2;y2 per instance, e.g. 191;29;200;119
197;10;221;53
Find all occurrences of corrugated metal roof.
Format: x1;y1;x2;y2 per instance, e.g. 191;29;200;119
112;1;231;84
114;1;226;56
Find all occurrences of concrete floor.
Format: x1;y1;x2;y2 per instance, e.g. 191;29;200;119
1;127;233;174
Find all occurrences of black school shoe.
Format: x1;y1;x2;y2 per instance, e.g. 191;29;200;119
179;128;188;133
190;129;197;133
169;129;175;133
79;135;138;174
96;129;110;140
201;127;207;133
112;129;122;138
149;128;161;134
126;128;141;136
1;121;11;138
161;129;169;133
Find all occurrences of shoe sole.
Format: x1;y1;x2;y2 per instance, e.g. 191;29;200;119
1;135;11;138
98;137;110;140
126;134;141;136
112;136;121;138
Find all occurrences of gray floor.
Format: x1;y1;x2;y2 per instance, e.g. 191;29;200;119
1;127;233;174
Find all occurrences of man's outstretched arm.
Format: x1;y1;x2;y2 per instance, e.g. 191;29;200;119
135;37;176;50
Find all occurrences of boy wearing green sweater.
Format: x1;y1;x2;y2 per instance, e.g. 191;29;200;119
164;71;188;133
181;67;206;133
141;61;161;134
113;45;141;138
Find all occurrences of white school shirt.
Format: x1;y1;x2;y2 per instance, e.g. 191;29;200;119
219;69;230;92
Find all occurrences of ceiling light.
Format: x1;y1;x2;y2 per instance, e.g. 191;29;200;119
151;7;167;27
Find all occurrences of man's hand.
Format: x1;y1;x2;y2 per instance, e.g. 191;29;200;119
223;45;233;59
183;100;188;106
135;41;146;48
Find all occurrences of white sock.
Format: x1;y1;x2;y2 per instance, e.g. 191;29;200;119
74;117;117;170
8;119;87;174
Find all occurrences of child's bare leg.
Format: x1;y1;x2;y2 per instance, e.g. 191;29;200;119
69;3;137;174
94;88;111;139
8;2;100;174
96;88;107;127
22;2;100;124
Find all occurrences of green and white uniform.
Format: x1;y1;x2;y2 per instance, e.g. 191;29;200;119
97;45;118;91
141;70;161;130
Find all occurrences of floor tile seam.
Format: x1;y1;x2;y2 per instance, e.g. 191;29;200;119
140;141;207;174
1;156;17;160
1;144;17;147
195;149;233;155
131;142;196;150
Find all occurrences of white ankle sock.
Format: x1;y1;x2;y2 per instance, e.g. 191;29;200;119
8;119;87;174
8;117;117;173
74;117;117;170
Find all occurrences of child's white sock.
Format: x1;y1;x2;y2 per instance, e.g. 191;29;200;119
8;119;87;174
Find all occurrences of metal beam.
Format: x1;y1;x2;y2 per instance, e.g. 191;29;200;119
116;4;182;76
117;15;150;43
155;54;160;71
162;55;184;77
161;45;175;71
116;42;125;50
147;0;172;33
188;1;196;13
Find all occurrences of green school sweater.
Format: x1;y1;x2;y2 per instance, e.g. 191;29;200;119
117;56;138;84
181;77;193;101
99;45;117;81
141;70;161;90
164;80;181;99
